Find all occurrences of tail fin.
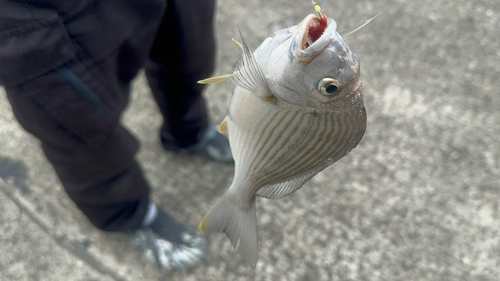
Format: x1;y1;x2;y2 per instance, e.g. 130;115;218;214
200;195;258;266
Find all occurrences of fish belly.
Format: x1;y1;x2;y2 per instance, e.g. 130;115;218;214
227;88;366;199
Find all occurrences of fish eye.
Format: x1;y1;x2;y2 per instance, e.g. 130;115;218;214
316;77;340;97
326;85;338;93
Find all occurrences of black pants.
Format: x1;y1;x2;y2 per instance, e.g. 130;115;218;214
2;0;215;231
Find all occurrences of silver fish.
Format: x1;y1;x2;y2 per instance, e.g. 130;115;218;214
199;11;367;266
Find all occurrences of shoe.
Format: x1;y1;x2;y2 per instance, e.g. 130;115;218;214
173;124;234;164
124;208;207;271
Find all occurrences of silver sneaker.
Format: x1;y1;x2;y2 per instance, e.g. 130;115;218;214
125;209;207;271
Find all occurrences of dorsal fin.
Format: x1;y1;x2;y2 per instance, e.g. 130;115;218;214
230;28;276;102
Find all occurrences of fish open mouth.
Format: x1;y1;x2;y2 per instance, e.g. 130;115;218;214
302;16;329;50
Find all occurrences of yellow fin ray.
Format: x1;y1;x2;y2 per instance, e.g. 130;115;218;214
232;38;243;51
197;74;231;84
219;117;229;138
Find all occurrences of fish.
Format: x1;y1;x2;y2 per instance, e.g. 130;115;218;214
198;5;369;266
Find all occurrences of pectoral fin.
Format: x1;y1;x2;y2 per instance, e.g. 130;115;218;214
230;29;276;102
219;116;229;138
199;30;276;102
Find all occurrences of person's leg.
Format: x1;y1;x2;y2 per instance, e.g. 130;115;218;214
146;0;216;150
6;36;208;270
146;0;232;162
5;47;150;231
3;0;208;270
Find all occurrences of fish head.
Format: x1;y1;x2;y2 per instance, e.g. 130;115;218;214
259;14;363;110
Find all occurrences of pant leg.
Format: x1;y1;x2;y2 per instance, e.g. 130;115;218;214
5;46;150;232
145;0;216;149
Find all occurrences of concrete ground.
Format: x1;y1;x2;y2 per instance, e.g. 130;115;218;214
1;0;499;280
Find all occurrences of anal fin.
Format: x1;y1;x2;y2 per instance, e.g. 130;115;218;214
256;166;328;199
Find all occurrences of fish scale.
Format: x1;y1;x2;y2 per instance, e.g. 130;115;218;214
251;106;365;191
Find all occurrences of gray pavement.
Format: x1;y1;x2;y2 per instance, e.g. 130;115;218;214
1;0;499;280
